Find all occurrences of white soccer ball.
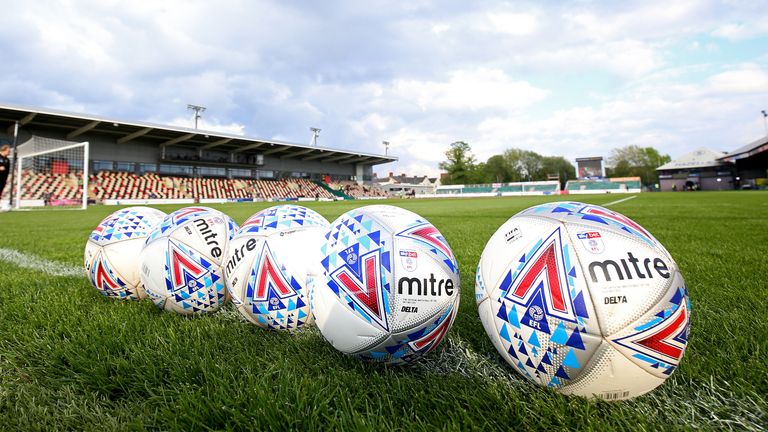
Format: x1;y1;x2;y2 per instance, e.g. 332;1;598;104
313;205;460;365
476;201;691;400
140;206;238;315
84;206;166;300
224;205;330;330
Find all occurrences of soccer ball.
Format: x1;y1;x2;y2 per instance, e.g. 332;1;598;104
140;206;238;315
476;201;690;400
84;206;166;300
224;205;330;330
313;205;460;365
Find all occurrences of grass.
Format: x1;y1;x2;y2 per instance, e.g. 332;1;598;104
0;192;766;430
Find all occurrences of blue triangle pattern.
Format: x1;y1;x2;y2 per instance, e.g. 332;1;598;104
508;304;521;328
499;270;513;293
528;331;540;348
551;322;569;345
517;341;528;356
573;291;589;319
581;214;608;224
562;349;580;368
565;328;585;350
499;324;511;342
497;303;508;322
507;344;519;360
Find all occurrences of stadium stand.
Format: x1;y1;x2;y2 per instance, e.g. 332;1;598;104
564;177;642;194
13;170;339;202
18;170;83;201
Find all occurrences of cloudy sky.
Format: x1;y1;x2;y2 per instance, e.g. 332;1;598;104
1;0;767;176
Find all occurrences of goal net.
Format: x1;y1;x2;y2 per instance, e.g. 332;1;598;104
14;137;89;209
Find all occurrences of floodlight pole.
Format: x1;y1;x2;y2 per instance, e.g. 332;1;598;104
310;127;321;146
383;140;390;155
762;110;767;136
187;104;206;129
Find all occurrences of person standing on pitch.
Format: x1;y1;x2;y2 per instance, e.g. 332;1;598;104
0;144;11;198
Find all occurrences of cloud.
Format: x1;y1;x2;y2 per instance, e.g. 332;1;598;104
707;66;768;93
0;1;767;180
164;116;246;136
486;12;539;36
392;68;549;111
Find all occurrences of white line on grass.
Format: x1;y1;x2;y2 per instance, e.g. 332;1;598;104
0;248;84;277
602;195;638;206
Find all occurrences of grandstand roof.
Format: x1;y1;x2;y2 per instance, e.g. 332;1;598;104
717;135;768;163
656;148;727;171
0;102;396;166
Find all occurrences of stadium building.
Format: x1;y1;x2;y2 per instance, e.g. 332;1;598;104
656;148;732;192
718;135;768;189
0;103;396;206
374;172;439;196
657;137;768;191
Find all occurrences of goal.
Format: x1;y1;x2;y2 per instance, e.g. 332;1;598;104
14;137;89;209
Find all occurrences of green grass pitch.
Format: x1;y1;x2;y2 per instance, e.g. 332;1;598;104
0;192;766;430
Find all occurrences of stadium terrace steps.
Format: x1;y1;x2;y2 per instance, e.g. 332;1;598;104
10;170;350;202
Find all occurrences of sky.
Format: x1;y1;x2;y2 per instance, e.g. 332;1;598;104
0;0;767;177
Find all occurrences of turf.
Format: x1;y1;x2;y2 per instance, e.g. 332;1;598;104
0;192;766;431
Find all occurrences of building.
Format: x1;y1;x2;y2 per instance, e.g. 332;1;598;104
0;102;396;184
718;135;768;189
374;172;438;196
656;148;732;191
657;136;768;191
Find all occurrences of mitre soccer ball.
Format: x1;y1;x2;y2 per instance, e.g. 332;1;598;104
476;201;690;400
84;206;166;299
313;205;460;365
140;206;238;315
224;205;330;330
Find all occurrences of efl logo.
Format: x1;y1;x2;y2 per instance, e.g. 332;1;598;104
400;250;418;272
577;231;605;254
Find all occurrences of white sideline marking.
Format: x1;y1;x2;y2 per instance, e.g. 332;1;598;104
0;248;84;277
415;333;526;388
602;195;637;206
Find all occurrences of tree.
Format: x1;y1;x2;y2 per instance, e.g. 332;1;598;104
607;145;671;186
503;149;544;181
485;154;511;183
541;156;576;189
519;151;544;181
439;141;477;185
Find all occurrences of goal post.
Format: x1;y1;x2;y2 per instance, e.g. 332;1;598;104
14;137;89;210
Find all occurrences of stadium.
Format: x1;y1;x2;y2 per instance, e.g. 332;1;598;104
0;103;661;208
0;103;399;207
0;99;766;430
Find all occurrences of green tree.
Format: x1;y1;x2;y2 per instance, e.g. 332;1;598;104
607;145;671;186
541;156;576;189
485;154;511;182
439;141;477;185
503;149;544;181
